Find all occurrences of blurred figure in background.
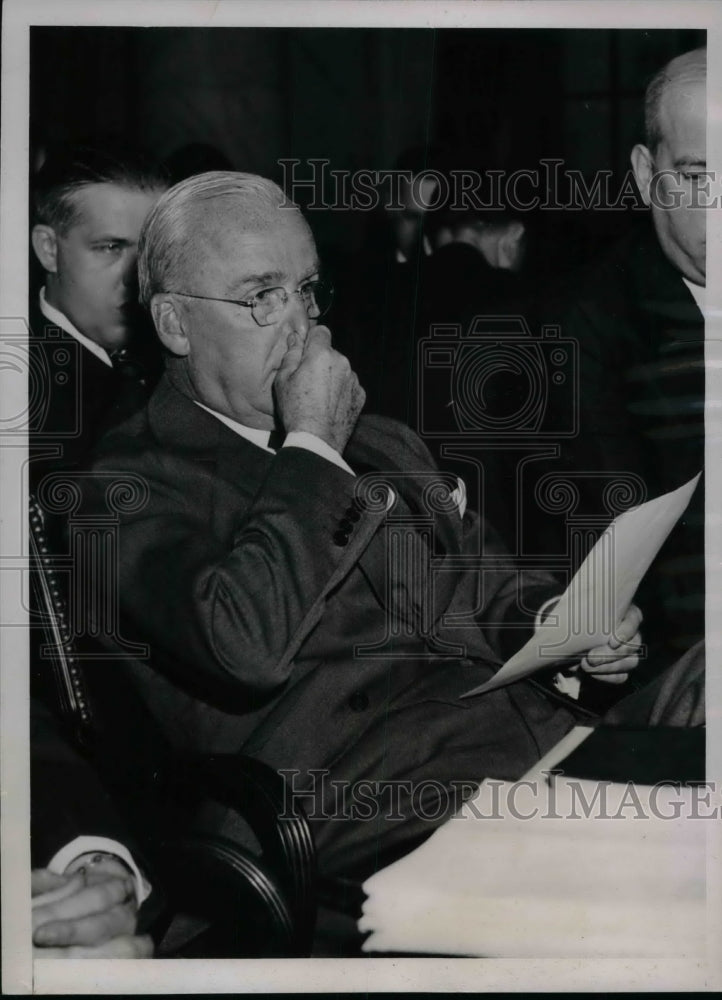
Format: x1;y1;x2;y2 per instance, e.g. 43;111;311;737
357;154;536;546
161;142;233;186
332;144;440;374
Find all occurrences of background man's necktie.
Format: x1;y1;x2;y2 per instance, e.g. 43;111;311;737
109;347;148;386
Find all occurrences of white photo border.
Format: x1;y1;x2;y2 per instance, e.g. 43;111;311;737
2;0;721;993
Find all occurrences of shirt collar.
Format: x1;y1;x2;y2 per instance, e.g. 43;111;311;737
682;277;705;317
194;401;274;452
39;287;113;368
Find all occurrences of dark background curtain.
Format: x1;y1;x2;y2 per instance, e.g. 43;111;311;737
30;26;704;265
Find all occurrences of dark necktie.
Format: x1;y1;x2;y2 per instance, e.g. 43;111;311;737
109;347;147;387
268;427;286;451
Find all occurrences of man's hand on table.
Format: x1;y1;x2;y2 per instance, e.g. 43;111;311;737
32;860;153;959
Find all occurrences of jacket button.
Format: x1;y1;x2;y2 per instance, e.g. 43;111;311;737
349;691;369;711
339;517;354;533
333;530;349;547
345;506;361;522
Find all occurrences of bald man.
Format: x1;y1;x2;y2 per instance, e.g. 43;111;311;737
540;47;706;678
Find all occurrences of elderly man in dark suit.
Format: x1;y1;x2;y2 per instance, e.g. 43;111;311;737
80;171;642;880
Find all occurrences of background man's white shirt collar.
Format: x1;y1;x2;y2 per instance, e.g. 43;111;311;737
39;287;113;368
682;277;706;317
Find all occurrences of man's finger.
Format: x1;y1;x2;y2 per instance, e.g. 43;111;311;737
31;870;73;900
31;873;86;913
32;875;133;934
611;604;643;646
585;631;642;667
34;933;154;960
33;901;136;948
276;333;305;378
301;325;333;357
582;651;640;674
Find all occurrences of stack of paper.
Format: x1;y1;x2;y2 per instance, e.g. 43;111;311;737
359;774;705;957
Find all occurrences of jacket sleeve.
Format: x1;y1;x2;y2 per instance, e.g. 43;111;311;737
31;698;136;866
84;444;383;696
359;415;560;664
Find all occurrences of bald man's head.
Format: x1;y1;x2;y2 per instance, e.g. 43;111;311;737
631;47;707;286
644;47;706;155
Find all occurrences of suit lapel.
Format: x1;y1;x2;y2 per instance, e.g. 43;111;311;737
345;419;464;557
344;418;466;632
148;371;465;647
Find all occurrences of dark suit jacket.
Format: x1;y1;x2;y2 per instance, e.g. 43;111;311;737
30;697;165;933
28;297;159;492
30;698;133;867
539;220;704;676
80;359;586;875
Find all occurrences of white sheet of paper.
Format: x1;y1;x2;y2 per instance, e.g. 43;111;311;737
359;775;706;958
461;473;701;699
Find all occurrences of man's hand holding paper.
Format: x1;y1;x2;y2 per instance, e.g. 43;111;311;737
462;473;699;699
579;602;643;683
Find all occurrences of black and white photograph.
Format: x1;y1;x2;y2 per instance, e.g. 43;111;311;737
1;0;721;993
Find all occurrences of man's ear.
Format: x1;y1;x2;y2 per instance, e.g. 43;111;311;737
630;144;654;207
150;295;190;357
31;225;58;273
497;220;526;271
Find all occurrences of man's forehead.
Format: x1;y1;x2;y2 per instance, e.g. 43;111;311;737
193;193;299;229
68;181;163;232
194;201;314;253
190;203;318;288
659;74;706;143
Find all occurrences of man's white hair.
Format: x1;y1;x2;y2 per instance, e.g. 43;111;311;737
137;170;300;306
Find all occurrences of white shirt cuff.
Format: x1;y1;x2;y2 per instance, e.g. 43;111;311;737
47;835;151;905
450;477;467;519
534;595;561;631
534;595;581;701
283;431;355;475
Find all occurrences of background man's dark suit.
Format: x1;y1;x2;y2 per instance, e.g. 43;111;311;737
30;699;134;869
28;298;159;491
540;220;704;678
81;358;586;878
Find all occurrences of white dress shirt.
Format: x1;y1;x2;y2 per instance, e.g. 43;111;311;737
194;401;355;475
682;277;705;317
39;287;113;368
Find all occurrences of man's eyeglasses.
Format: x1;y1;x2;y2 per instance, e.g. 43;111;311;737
166;279;334;327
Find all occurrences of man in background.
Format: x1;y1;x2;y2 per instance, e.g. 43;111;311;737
31;700;153;959
28;143;167;954
540;46;706;677
29;142;168;489
364;161;532;546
